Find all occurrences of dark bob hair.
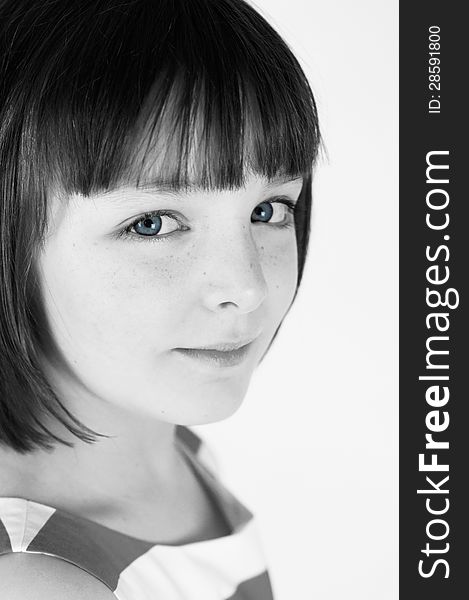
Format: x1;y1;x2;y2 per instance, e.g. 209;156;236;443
0;0;321;453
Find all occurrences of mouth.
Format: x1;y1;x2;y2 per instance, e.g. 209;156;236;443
172;339;256;368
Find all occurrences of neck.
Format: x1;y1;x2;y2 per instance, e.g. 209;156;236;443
0;388;188;517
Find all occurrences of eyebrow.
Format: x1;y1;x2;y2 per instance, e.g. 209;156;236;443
263;176;304;189
98;175;303;204
134;175;304;195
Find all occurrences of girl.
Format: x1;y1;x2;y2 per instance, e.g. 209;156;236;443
0;0;320;598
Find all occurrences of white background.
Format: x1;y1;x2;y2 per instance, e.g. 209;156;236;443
194;1;398;599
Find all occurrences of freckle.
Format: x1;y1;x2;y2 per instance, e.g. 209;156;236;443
203;271;206;276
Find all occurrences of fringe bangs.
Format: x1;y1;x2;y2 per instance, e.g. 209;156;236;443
12;0;321;196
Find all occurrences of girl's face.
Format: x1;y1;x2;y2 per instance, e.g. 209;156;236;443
38;172;302;425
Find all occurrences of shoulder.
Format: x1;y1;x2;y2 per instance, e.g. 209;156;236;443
0;552;116;599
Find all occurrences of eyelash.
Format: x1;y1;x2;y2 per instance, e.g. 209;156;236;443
116;198;297;244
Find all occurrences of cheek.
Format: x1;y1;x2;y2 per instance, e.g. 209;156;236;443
258;232;298;308
38;236;193;358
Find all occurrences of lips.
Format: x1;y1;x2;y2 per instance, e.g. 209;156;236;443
182;339;255;352
172;340;255;367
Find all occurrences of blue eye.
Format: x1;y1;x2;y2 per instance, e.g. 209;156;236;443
124;210;187;240
251;200;295;225
134;215;163;236
252;201;274;222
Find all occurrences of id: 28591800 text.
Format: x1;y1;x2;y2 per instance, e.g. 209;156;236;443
428;25;441;114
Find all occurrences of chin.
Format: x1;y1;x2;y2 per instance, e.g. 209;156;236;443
171;386;249;427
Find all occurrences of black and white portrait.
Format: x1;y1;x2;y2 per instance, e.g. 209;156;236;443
0;1;397;598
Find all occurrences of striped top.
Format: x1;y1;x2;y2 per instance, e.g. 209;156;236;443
0;425;274;600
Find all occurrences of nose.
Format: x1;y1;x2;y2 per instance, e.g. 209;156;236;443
201;229;268;315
